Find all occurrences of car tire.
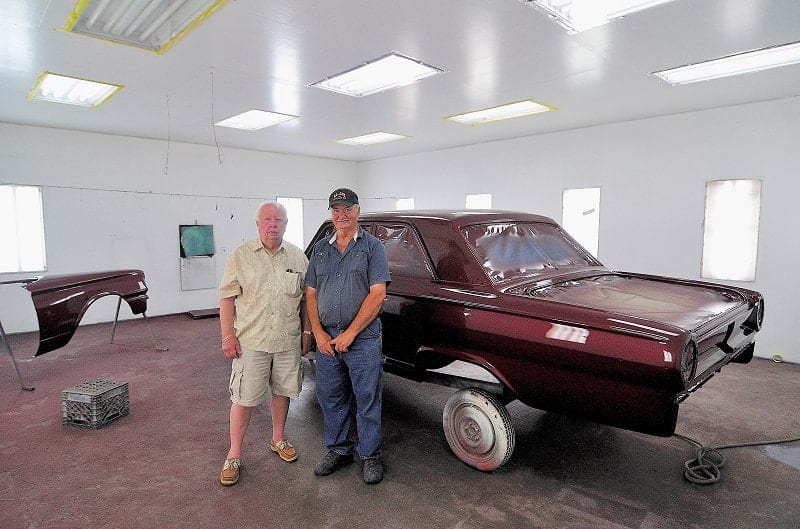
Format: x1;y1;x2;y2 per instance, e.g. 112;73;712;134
442;388;515;471
731;342;755;364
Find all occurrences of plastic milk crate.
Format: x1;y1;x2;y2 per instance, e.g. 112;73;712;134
62;379;130;429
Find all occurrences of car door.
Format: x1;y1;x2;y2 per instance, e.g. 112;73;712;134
373;222;437;368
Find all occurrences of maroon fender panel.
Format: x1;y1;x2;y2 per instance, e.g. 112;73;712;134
24;270;149;356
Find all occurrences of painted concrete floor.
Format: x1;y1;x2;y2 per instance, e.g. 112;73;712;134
2;314;799;529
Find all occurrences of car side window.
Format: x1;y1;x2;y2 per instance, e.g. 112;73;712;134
374;224;434;279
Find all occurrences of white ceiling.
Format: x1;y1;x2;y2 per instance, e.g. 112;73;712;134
2;0;799;162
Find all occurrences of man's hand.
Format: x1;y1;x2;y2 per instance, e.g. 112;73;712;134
329;330;356;353
222;336;240;359
313;329;336;355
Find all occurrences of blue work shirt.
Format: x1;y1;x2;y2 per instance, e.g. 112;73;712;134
305;226;391;333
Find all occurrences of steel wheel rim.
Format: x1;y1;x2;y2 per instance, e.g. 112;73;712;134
450;402;496;456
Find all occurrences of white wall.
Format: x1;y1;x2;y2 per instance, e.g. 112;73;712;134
0;123;355;334
3;98;797;363
357;97;800;363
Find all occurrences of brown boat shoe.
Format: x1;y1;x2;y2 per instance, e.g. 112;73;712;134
270;439;298;462
219;458;241;486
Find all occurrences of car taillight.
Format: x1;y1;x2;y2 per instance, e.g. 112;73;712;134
680;341;697;387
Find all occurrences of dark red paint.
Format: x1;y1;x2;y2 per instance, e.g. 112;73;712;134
308;211;764;437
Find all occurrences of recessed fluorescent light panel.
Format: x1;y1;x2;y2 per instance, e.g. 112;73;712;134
445;99;555;125
215;110;297;130
311;52;443;97
28;72;122;107
653;41;800;86
524;0;677;34
336;132;409;146
64;0;226;53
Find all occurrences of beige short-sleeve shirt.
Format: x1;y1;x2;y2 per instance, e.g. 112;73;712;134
219;239;309;352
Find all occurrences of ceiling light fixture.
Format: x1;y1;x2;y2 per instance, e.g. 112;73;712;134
522;0;677;34
310;52;444;97
27;72;122;107
652;41;800;86
215;110;297;130
445;99;556;125
336;132;409;146
63;0;227;53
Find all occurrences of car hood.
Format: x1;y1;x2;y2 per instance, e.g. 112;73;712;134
507;272;745;331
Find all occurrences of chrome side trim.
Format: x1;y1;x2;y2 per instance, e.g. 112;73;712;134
440;288;497;299
608;326;672;341
607;318;680;336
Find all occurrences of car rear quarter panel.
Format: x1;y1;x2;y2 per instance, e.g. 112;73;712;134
383;283;685;435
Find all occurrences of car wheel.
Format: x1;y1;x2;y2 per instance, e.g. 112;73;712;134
442;388;515;471
732;342;755;364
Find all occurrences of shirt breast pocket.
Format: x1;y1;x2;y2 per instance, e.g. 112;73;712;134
281;270;303;297
351;251;368;275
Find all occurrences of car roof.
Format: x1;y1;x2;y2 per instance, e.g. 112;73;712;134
360;209;557;226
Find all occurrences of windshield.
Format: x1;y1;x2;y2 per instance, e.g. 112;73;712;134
461;222;599;283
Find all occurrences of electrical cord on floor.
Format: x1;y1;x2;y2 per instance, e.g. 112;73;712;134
674;433;800;484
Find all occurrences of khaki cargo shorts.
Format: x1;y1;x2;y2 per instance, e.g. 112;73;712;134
229;346;302;406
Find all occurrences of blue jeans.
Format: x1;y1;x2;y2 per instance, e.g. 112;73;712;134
315;327;383;459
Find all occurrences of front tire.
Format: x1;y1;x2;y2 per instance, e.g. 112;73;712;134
442;388;515;471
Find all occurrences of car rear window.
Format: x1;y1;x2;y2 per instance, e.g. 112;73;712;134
461;222;596;283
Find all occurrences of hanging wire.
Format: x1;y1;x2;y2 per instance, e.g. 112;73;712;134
210;66;223;164
164;94;171;176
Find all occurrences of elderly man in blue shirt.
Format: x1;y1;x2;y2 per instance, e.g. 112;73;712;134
305;188;391;484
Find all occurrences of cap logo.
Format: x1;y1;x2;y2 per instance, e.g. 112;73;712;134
332;191;346;201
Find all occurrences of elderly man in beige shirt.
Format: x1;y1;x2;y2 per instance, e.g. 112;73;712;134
218;201;312;486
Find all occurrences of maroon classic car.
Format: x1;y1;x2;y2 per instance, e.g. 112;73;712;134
307;210;764;470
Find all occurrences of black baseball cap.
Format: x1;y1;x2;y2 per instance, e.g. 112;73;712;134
328;188;359;208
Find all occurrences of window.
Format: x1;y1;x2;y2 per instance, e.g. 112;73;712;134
375;224;433;278
466;193;492;209
462;222;597;283
0;185;46;273
396;198;415;210
562;187;600;257
701;180;761;281
276;196;304;249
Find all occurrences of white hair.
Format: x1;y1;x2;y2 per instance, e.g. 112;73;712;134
255;201;287;221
